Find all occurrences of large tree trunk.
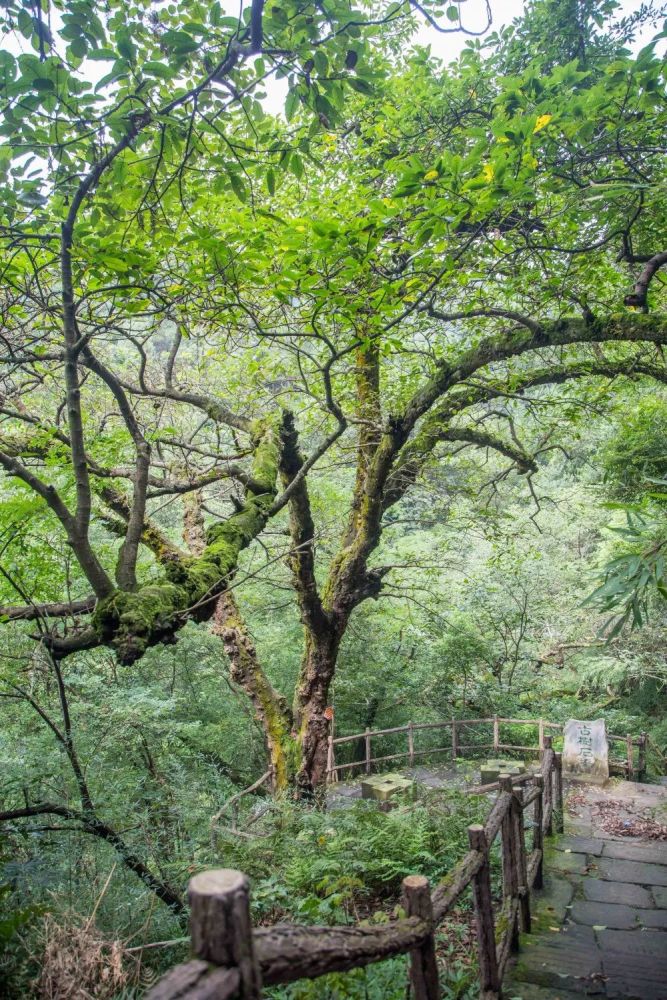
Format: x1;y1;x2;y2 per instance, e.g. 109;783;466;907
292;624;344;795
212;592;294;792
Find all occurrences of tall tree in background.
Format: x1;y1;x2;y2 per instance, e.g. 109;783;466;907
0;0;665;855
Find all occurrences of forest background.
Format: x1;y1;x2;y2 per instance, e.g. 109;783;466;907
0;0;666;996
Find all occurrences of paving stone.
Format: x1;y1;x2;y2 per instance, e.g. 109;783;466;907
557;836;605;856
602;840;667;866
596;858;667;886
549;851;590;874
569;900;641;929
597;926;667;957
515;925;605;994
583;878;653;908
533;876;575;924
601;950;667;1000
597;928;667;999
653;886;667;907
638;908;667;929
504;981;585;1000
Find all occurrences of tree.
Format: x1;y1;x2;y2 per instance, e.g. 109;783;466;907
1;0;666;839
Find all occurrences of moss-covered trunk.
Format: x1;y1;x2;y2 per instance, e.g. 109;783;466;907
212;591;296;792
292;624;344;795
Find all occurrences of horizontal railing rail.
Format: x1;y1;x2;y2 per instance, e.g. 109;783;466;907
148;740;566;1000
326;715;650;783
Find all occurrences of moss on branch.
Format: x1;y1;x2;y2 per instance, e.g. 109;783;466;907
93;416;283;664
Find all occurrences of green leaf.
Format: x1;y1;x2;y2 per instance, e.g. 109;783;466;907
143;61;173;80
228;172;248;203
348;77;373;95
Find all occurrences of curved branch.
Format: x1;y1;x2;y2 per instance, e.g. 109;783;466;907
0;597;95;622
0;450;113;599
0;802;183;912
624;251;667;312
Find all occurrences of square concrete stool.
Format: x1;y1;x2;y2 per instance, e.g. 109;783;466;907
360;772;414;802
480;759;526;785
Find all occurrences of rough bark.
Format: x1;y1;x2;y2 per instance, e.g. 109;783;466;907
212;592;293;790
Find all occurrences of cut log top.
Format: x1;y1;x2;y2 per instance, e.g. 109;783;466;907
189;869;248;897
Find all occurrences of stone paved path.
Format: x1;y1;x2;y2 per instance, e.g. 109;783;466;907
506;783;667;1000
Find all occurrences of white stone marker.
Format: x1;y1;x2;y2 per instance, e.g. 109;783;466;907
563;718;609;784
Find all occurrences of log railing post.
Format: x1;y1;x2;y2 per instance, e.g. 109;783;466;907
451;718;458;761
626;733;634;780
513;787;531;934
188;869;261;998
493;714;500;753
538;718;545;756
543;737;553;837
554;751;564;834
468;825;501;998
532;774;544;889
498;774;519;954
638;732;647;782
327;731;337;784
402;875;440;1000
408;721;415;767
365;728;372;774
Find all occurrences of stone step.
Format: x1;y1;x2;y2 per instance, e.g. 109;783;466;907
503;982;585;999
652;886;667;907
601;840;667;866
568;900;642;930
582;878;653;908
595;858;667;886
556;836;605;856
513;925;605;994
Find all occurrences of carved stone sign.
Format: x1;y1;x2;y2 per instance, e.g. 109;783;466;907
563;718;609;784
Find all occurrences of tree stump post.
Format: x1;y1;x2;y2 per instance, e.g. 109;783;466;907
451;718;458;761
365;728;372;774
188;869;261;999
468;825;500;998
513;787;531;934
532;774;544;890
408;721;415;767
626;733;634;780
402;875;440;1000
554;751;564;833
499;774;520;953
493;715;500;752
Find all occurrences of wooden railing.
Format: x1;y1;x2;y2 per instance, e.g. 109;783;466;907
327;715;651;783
147;740;565;1000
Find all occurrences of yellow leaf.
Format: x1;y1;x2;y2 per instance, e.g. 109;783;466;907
423;169;439;182
533;113;553;133
497;135;510;144
482;163;494;182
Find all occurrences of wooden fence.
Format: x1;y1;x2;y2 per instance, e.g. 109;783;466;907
327;715;650;783
148;739;564;1000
